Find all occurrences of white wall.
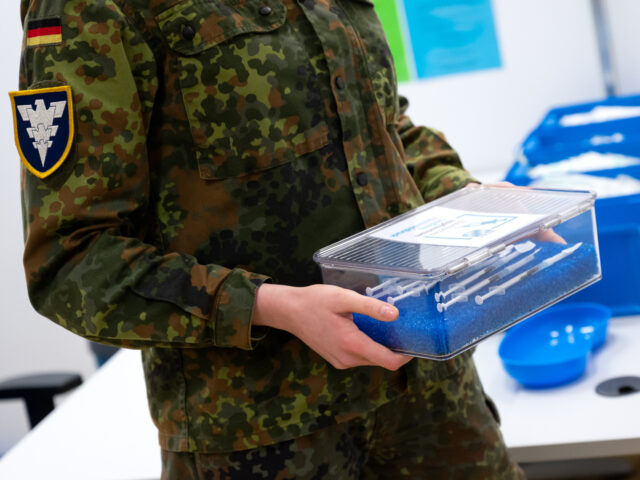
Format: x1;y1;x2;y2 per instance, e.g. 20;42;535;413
0;2;96;455
1;0;639;456
399;0;607;181
605;0;640;95
399;0;640;182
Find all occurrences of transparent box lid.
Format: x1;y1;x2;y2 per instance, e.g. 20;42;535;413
314;186;596;278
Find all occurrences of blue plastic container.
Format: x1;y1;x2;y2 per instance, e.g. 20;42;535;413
505;162;640;316
529;94;640;149
499;322;591;389
506;95;640;186
506;142;640;187
526;302;611;349
499;303;611;388
504;95;640;315
567;170;640;314
315;187;601;360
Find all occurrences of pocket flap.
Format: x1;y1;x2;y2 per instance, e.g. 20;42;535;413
157;0;287;56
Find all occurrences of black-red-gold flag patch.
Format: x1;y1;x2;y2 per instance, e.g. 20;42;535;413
26;17;62;47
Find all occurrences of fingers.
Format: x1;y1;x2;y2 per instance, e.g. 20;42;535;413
487;181;515;188
466;181;513;188
332;288;399;322
358;333;412;370
292;285;412;370
535;228;567;244
328;325;413;370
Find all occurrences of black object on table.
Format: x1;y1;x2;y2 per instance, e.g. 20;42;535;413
0;373;82;428
596;376;640;397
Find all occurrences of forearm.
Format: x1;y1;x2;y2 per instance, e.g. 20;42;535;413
27;228;268;349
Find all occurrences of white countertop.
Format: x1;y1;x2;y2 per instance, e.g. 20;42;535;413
475;314;640;463
0;348;160;480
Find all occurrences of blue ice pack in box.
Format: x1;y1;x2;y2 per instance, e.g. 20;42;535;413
313;186;601;360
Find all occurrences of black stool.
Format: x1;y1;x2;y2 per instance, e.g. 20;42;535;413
0;373;82;428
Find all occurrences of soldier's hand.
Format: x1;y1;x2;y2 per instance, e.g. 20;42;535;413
252;284;412;371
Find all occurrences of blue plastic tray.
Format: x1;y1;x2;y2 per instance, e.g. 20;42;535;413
505;168;640;315
506;143;640;186
529;94;640;148
504;164;640;316
504;95;640;315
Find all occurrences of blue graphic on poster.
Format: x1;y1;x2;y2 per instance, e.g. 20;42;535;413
382;0;502;80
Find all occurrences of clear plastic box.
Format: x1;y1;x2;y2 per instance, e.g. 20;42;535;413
313;186;602;360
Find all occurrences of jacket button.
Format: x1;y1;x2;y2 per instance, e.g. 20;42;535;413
356;172;368;186
182;25;195;41
259;6;272;15
335;76;346;90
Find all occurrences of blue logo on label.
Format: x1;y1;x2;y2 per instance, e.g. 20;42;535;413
10;86;74;179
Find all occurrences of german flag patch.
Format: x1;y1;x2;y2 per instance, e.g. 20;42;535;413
27;18;63;48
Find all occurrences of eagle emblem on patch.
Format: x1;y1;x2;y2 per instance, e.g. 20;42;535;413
9;86;74;179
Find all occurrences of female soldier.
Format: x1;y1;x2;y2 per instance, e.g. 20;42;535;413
14;0;523;477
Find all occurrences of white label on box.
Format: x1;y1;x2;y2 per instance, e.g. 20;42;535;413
371;206;545;247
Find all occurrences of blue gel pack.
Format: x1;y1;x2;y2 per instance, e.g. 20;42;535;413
353;242;599;358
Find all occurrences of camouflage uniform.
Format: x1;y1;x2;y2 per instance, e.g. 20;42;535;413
160;362;520;479
17;0;521;477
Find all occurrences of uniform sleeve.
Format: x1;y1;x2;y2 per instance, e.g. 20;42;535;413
396;96;478;202
18;0;269;350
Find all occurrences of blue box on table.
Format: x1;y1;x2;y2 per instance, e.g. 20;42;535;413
535;165;640;316
506;141;640;187
504;92;640;315
506;94;640;187
525;94;640;149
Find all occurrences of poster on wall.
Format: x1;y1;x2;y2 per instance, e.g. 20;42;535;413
376;0;502;82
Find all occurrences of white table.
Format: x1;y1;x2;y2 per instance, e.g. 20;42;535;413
0;349;160;480
475;314;640;463
1;316;640;479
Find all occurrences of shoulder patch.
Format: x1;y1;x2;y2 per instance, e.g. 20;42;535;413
26;17;63;47
9;86;74;179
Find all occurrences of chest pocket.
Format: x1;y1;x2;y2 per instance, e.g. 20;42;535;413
157;0;330;179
